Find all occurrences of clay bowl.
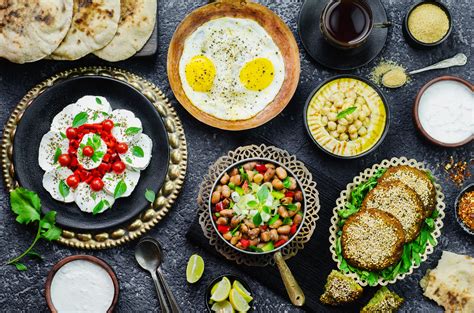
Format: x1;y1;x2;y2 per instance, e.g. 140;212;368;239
45;255;119;313
454;183;474;236
413;76;473;148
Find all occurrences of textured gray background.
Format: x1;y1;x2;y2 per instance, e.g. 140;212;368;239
0;0;472;312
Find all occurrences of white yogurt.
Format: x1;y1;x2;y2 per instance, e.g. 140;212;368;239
50;259;115;313
418;80;473;144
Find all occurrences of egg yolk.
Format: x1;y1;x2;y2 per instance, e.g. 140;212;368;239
239;58;275;91
185;55;216;92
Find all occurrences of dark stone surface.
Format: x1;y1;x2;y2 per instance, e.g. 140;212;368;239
0;0;472;312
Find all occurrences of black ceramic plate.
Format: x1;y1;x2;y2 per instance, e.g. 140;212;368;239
13;76;170;231
298;0;388;71
205;274;255;312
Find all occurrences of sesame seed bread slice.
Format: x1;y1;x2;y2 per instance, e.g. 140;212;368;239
379;166;436;218
362;181;425;242
342;209;405;271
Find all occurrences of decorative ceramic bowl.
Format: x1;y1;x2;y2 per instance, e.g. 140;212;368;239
454;183;474;236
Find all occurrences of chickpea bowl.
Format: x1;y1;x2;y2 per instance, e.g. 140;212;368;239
209;158;306;255
304;75;389;159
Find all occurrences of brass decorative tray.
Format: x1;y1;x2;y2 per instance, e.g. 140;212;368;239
1;67;187;249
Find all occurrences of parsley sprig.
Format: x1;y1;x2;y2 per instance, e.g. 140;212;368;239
7;188;62;271
335;168;439;286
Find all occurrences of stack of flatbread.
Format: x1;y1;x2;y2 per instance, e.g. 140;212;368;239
0;0;156;63
420;250;474;312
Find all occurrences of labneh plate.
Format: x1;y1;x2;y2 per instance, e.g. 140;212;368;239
13;76;170;231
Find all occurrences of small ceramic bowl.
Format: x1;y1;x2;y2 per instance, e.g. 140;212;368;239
413;76;473;148
454;183;474;236
403;1;452;49
205;274;254;312
45;255;119;313
208;158;307;255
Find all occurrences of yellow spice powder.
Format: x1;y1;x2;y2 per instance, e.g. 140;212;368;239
408;4;449;43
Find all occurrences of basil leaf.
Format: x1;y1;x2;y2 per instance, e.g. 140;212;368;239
53;148;61;164
114;179;127;199
282;177;291;189
58;180;70;199
268;214;280;225
256;185;269;203
92;200;105;215
95;97;102;104
132;146;144;158
145;189;156;203
72;112;88;128
125;156;133;164
247;200;258;208
337;107;357;119
252;212;262;226
91;192;97;201
125;127;141;136
60;132;67;139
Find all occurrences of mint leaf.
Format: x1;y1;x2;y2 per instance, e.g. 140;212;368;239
145;189;156;203
337;107;357;119
252;212;262;226
114;179;127;199
282;177;291;189
95;97;102;104
256;185;269;203
72;112;88;128
125;127;141;136
247;200;258;208
53;147;61;164
58;180;70;199
132;146;144;158
10;188;41;224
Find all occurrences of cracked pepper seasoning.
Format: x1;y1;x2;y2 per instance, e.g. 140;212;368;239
458;191;474;231
408;4;449;43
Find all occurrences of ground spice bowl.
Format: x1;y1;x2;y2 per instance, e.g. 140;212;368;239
45;255;120;313
403;1;453;49
205;274;255;312
454;183;474;236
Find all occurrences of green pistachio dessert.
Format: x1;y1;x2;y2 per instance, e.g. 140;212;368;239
361;286;404;312
320;270;363;305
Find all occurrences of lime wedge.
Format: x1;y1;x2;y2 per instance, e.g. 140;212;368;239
211;300;235;313
229;289;250;312
232;280;253;303
186;254;204;283
211;277;231;302
211;281;219;295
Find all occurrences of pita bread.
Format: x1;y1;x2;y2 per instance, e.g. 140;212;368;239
420;251;474;312
0;0;73;63
50;0;120;60
94;0;156;62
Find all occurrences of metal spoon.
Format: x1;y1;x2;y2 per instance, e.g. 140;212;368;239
382;53;468;88
135;238;181;313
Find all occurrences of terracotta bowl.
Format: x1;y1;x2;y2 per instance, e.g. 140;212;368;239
45;255;119;313
413;76;473;148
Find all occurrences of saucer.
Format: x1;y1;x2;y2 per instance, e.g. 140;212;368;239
298;0;389;71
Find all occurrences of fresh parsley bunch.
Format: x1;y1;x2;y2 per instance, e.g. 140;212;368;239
7;188;62;271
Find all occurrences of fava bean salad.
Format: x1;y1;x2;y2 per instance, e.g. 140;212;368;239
211;161;304;252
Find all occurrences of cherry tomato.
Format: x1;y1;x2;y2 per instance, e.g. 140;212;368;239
116;142;128;154
255;163;267;174
66;127;78;139
102;119;114;132
90;177;104;192
82;146;94;157
58;154;71;167
66;175;80;188
112;161;126;174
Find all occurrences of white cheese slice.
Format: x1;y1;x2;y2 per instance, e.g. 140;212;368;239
103;169;140;198
74;183;115;214
110;109;142;143
74;95;112;124
51;103;76;133
77;133;107;170
42;167;75;203
38;131;70;172
120;133;153;171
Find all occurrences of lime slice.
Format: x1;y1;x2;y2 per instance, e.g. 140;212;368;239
211;281;219;295
229;289;250;312
186;254;204;283
211;300;235;313
211;277;231;302
232;280;253;303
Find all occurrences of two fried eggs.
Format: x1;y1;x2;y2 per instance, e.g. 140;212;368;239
179;17;285;121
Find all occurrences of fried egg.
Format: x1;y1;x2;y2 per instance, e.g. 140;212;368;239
179;17;285;121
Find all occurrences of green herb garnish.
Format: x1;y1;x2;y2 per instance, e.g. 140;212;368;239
231;223;242;236
145;189;156;203
114;179;127;199
125;127;141;136
95;97;102;104
256;185;269;203
337;107;357;119
249;245;263;252
60;132;67;139
282;177;291;189
58;180;70;199
72;112;88;128
268;214;280;225
239;167;250;183
92;199;110;215
252;212;262;226
132;146;144;158
7;188;62;271
283;217;292;225
53;147;61;164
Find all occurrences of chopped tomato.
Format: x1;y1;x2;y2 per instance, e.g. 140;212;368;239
290;223;298;235
274;239;287;248
215;202;224;212
239;239;250;249
260;225;268;231
217;225;230;234
255;163;267;174
285;191;295;198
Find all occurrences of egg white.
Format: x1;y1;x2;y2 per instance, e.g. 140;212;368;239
179;17;285;121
